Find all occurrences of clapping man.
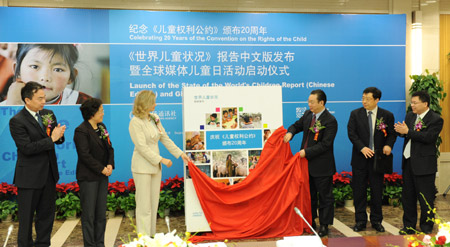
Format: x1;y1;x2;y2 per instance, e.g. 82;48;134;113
283;89;338;237
394;91;443;235
9;81;66;246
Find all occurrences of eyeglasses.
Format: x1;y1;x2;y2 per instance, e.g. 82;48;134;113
410;101;423;105
362;97;374;102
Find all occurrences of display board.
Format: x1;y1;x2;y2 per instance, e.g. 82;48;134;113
0;7;406;183
183;86;283;232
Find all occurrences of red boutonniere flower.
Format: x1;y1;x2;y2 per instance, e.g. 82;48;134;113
309;120;326;141
98;125;111;145
414;118;427;132
41;113;54;137
376;117;388;137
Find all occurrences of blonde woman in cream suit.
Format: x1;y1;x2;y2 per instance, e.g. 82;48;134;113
129;90;190;236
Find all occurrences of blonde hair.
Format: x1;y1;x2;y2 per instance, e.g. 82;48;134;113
132;90;156;119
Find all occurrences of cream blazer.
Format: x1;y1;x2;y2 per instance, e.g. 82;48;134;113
129;115;183;174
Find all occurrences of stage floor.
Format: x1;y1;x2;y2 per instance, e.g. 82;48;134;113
0;195;449;246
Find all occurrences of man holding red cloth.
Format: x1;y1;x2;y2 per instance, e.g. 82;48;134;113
284;89;338;237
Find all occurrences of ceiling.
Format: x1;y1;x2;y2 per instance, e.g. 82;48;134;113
1;0;448;13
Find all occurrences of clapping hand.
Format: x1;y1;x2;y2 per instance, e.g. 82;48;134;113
394;121;409;135
51;124;66;142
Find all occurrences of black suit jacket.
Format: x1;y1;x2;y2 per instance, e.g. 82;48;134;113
400;110;443;175
74;121;115;181
9;108;64;188
287;109;338;177
347;107;396;170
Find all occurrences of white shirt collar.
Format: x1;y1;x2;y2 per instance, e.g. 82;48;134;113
366;106;378;116
25;105;38;117
418;108;430;119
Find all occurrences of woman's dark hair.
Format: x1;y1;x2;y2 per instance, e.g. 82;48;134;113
15;44;79;85
80;98;102;121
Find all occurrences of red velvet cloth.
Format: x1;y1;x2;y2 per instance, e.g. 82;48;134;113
188;126;311;242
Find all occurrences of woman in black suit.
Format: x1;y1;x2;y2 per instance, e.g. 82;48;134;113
74;98;114;247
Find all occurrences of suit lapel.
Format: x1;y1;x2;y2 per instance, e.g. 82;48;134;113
359;108;370;134
84;121;105;148
21;108;46;136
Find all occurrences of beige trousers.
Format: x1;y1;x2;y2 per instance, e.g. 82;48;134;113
133;170;162;236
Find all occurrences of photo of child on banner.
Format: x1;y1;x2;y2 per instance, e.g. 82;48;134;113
248;150;262;170
185;131;205;151
221;107;238;129
0;43;110;105
205;113;220;129
239;112;262;129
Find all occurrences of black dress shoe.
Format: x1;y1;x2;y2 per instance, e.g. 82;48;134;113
353;222;366;232
421;227;432;234
318;225;328;237
399;227;416;235
372;222;385;232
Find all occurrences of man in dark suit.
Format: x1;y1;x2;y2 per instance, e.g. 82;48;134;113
347;87;396;233
284;89;338;237
394;90;443;235
9;81;66;247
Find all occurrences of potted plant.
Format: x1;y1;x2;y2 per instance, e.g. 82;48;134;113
119;193;136;218
332;171;352;207
107;192;119;218
384;185;402;207
383;172;403;206
158;190;176;218
0;200;17;222
55;192;81;219
158;175;185;217
342;184;354;207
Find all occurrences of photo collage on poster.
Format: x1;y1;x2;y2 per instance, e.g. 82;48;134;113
185;106;277;185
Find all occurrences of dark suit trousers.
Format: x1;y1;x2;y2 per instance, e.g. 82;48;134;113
79;177;108;247
352;159;384;224
309;175;334;225
402;159;436;231
17;170;56;247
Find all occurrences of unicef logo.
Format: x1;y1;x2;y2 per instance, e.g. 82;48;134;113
295;107;307;118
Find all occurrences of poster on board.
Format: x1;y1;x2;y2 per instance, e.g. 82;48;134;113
183;86;283;232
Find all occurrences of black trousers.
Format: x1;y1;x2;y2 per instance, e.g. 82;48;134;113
17;170;56;247
310;175;334;225
402;159;436;231
352;159;384;224
79;177;108;247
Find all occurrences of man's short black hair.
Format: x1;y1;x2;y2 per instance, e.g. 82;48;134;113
310;89;327;105
21;81;45;102
412;90;431;107
79;98;103;121
363;87;382;100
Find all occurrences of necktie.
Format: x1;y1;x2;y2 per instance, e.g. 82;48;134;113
304;114;316;148
368;111;373;150
403;115;419;159
36;112;45;131
310;114;316;128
